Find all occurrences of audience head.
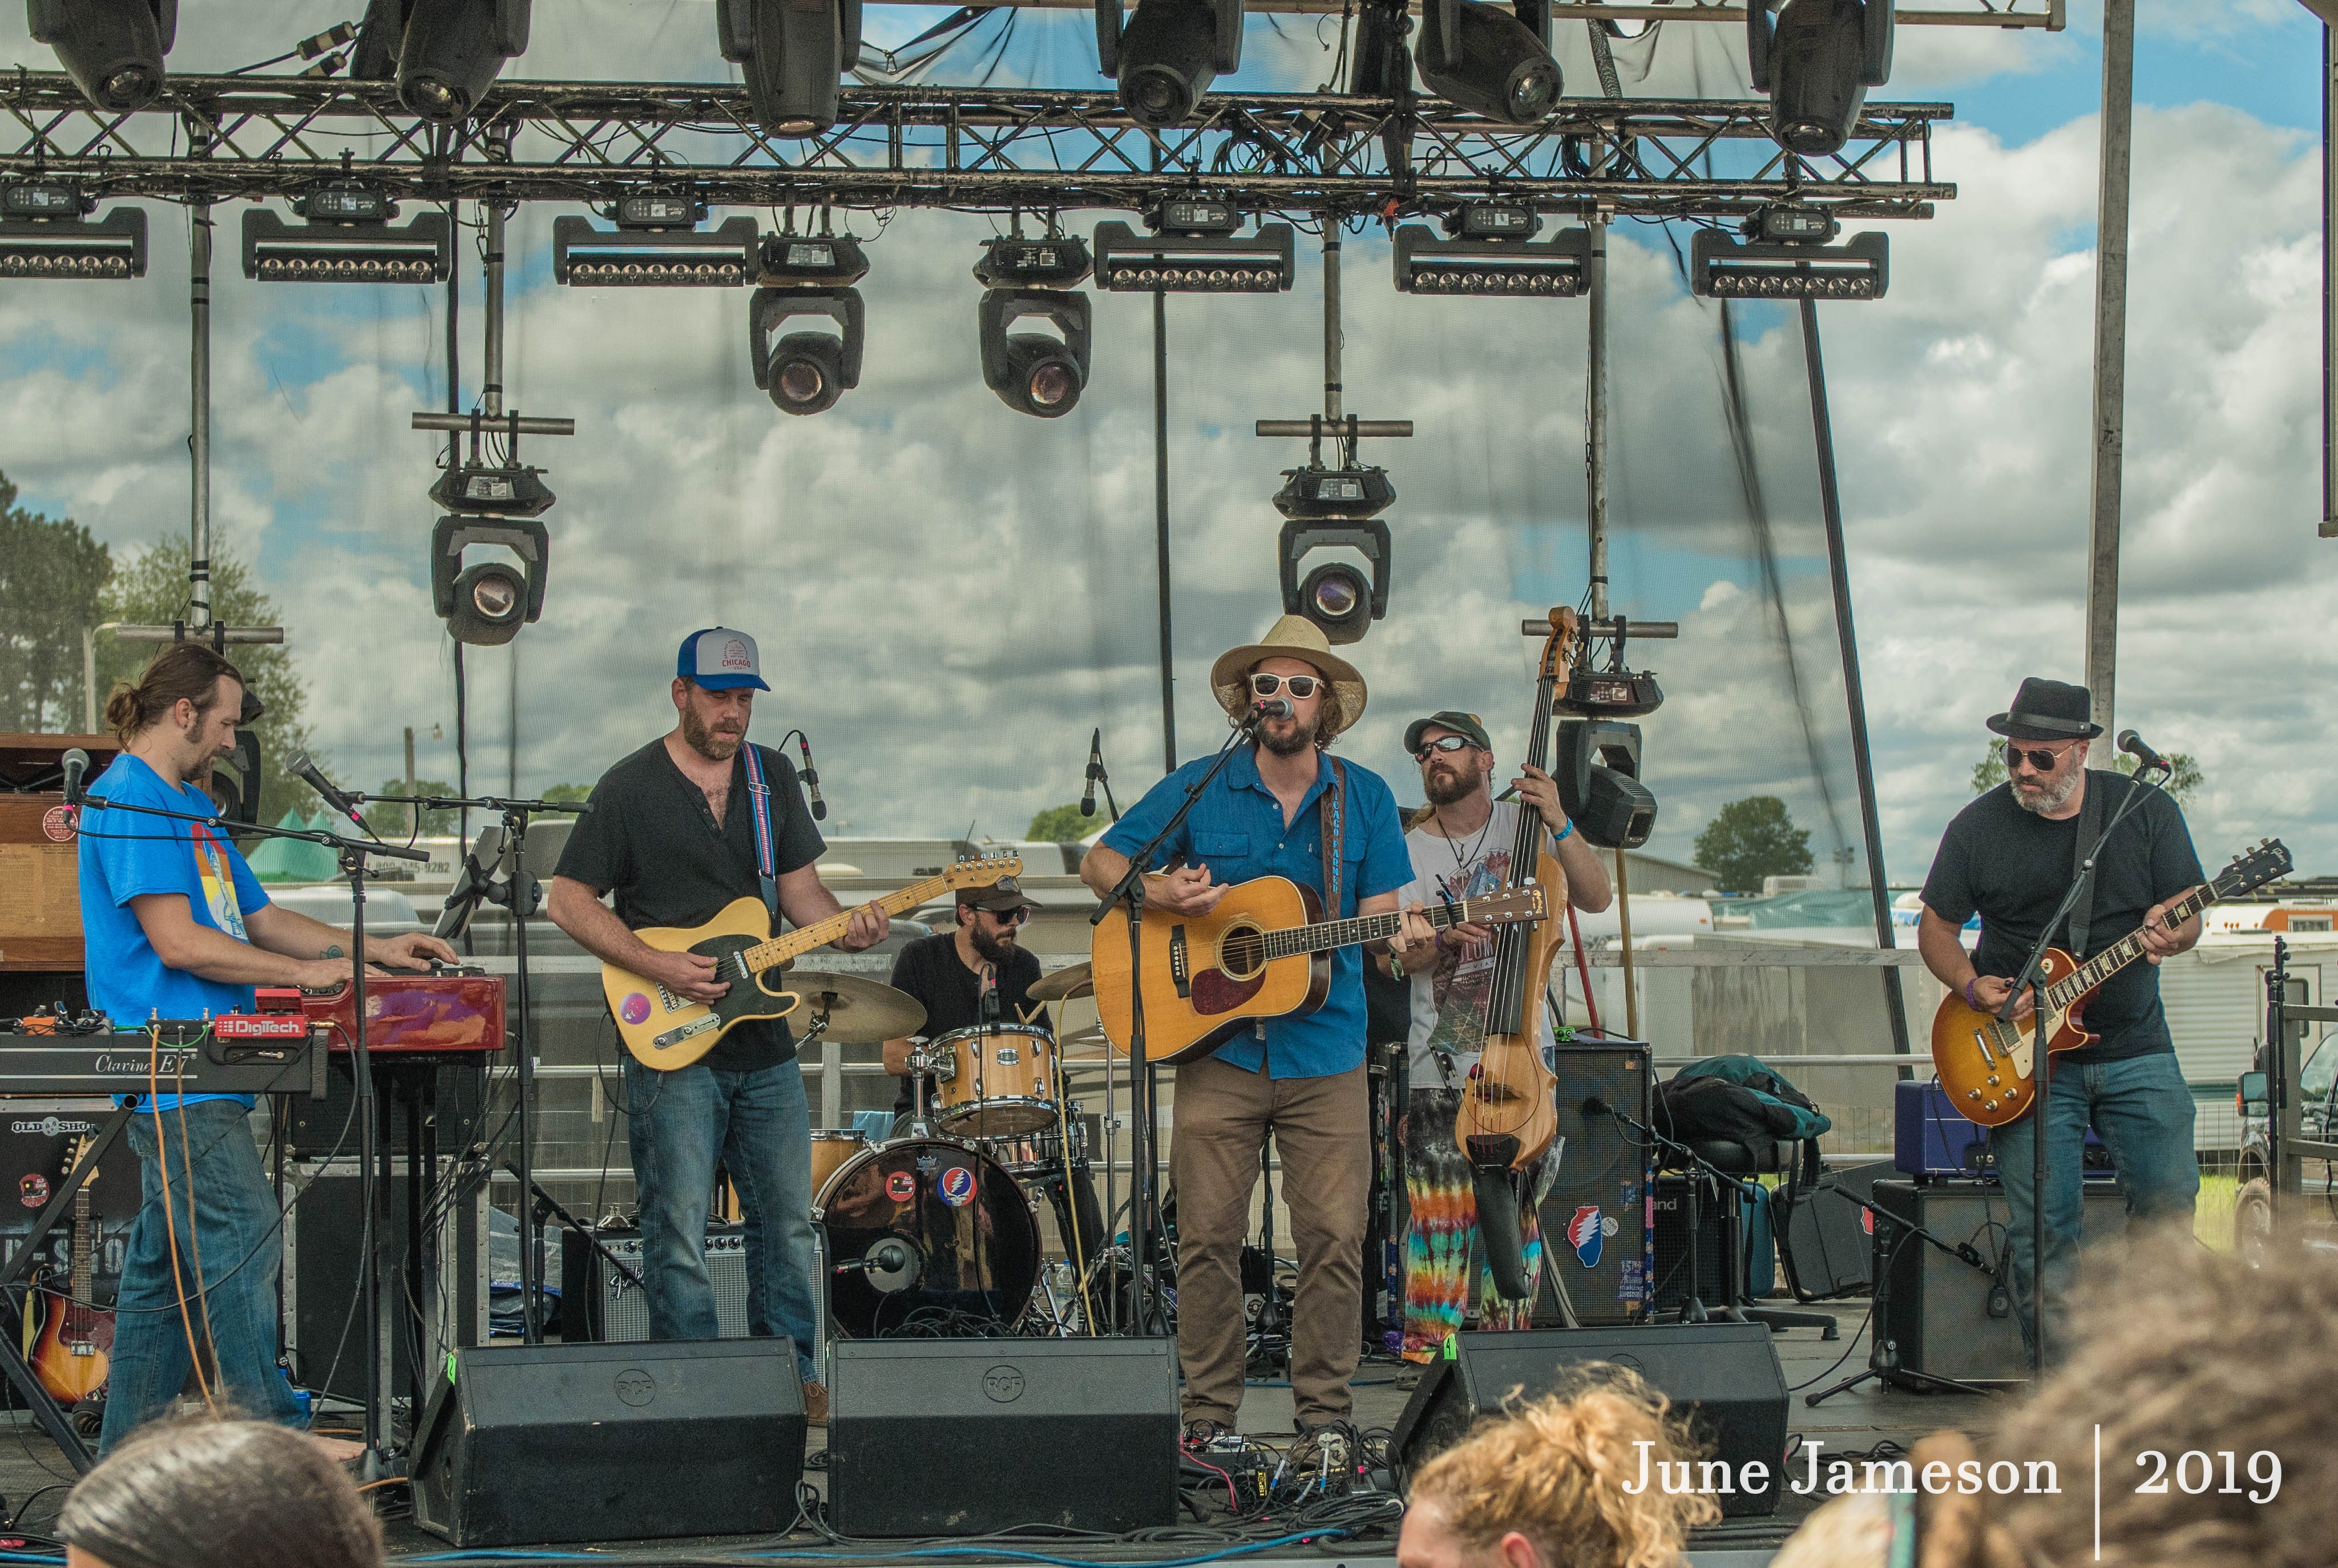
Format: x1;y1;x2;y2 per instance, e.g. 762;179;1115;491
1399;1368;1718;1568
58;1418;382;1568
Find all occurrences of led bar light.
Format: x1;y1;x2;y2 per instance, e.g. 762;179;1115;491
0;204;147;280
1691;227;1888;301
242;208;453;283
552;215;758;286
1392;222;1589;297
1092;219;1294;293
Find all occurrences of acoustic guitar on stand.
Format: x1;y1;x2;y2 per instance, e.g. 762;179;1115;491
1929;839;2292;1126
1091;875;1546;1064
603;853;1019;1070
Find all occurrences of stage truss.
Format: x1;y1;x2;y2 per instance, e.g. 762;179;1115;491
0;74;1952;222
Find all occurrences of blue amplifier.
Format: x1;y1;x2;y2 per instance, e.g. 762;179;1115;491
1893;1080;2110;1179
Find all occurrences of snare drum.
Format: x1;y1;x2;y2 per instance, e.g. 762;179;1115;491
810;1129;870;1201
983;1108;1089;1177
928;1023;1058;1137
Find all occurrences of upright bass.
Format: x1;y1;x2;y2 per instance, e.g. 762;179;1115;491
1453;607;1575;1301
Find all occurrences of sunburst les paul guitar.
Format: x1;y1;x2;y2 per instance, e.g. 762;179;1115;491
1092;875;1549;1064
1929;839;2292;1127
30;1134;113;1406
604;853;1020;1070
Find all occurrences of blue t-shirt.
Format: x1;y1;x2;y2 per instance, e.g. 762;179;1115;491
1099;745;1409;1078
78;753;272;1110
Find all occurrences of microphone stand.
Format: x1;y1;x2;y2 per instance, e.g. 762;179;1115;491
1990;762;2163;1374
73;785;427;1475
1088;706;1273;1333
362;792;584;1348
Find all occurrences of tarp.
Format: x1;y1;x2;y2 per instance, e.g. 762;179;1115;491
247;809;342;883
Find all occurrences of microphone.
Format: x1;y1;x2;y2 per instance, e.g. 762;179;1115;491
1080;728;1101;818
2116;729;2170;774
795;735;827;821
60;748;90;807
285;749;366;829
1252;697;1294;721
1581;1095;1613;1118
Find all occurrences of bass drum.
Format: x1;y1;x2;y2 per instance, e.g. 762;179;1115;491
813;1138;1040;1339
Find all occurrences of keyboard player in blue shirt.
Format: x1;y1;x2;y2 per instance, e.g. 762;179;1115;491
1081;616;1419;1489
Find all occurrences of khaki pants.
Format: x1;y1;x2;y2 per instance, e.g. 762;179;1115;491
1169;1054;1370;1429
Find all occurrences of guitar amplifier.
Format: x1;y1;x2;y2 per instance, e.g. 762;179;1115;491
1531;1041;1655;1326
1651;1175;1742;1313
559;1223;825;1353
1893;1081;2114;1179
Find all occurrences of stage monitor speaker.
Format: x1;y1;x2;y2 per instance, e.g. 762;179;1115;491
1532;1041;1656;1327
1391;1324;1789;1517
1779;1159;1896;1300
411;1338;806;1546
1870;1178;2129;1386
1651;1174;1742;1314
827;1337;1179;1536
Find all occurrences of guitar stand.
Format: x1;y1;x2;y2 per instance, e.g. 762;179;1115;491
0;1104;136;1472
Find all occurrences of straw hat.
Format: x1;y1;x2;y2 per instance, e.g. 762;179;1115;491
1208;615;1368;738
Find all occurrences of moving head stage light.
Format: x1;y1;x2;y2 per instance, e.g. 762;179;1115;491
975;237;1094;418
28;0;174;114
553;193;758;286
243;186;453;283
1275;464;1395;646
431;516;547;646
1094;203;1294;293
1749;0;1895;159
1416;0;1561;127
721;0;863;136
1691;208;1888;301
749;232;870;416
1107;0;1242;129
375;0;533;123
1393;208;1589;296
0;183;146;280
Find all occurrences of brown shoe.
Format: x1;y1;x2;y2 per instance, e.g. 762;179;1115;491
803;1380;830;1427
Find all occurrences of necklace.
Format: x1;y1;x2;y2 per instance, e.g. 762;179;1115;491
1437;801;1497;881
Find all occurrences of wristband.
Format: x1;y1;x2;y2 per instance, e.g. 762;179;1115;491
1552;818;1574;844
1963;977;1980;1009
1389;954;1407;982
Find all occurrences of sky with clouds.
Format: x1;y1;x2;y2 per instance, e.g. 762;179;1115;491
2;0;2329;890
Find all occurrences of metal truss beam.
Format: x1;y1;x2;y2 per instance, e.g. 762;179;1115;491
0;74;1952;220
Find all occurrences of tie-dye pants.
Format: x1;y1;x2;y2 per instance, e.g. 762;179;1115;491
1401;1085;1564;1362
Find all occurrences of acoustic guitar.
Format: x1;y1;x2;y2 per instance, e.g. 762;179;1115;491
1929;838;2291;1126
30;1133;112;1407
603;853;1019;1069
1091;875;1547;1064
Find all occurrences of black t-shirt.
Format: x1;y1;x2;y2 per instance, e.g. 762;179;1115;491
555;738;825;1071
886;932;1049;1116
1921;771;2203;1064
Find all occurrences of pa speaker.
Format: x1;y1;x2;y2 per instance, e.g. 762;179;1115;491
1391;1325;1790;1517
1532;1042;1655;1326
1778;1158;1895;1300
411;1338;806;1546
827;1337;1178;1535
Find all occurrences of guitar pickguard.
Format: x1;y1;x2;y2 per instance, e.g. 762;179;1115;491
1190;968;1266;1017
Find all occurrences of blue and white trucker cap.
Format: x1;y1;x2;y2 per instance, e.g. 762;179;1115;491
676;627;770;692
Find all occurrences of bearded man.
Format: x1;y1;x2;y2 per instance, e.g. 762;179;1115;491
1916;677;2203;1368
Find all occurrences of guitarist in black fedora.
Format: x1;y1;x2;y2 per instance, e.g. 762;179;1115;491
1917;676;2203;1365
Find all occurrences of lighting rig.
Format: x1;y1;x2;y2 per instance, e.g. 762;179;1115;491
241;180;453;284
721;0;863;136
1535;612;1678;850
1102;0;1242;128
361;0;535;123
974;230;1093;418
749;229;869;416
1093;200;1295;293
27;0;174;114
1392;204;1589;296
0;180;146;280
1692;205;1889;301
1258;415;1411;646
1750;0;1898;159
1416;0;1562;126
410;406;575;645
553;192;760;287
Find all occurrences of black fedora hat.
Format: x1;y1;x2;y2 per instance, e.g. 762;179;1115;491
1986;677;2103;742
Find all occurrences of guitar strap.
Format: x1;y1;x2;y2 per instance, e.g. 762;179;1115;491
2065;770;2105;959
741;744;780;920
1317;756;1349;916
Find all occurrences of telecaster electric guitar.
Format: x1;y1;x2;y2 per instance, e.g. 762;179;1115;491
30;1134;112;1406
604;854;1019;1069
1930;839;2292;1126
1092;875;1548;1064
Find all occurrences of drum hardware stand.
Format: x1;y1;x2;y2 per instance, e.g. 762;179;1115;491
1089;705;1274;1333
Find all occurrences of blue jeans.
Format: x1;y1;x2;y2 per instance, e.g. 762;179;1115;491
99;1102;305;1453
1992;1050;2198;1367
623;1055;819;1380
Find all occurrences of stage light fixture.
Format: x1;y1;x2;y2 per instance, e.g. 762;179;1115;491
1092;211;1295;293
1392;212;1589;296
431;515;548;646
719;0;862;137
1109;0;1242;128
1274;463;1395;645
1690;220;1887;301
27;0;175;114
242;195;453;284
749;233;869;415
0;183;147;280
552;200;759;286
978;291;1091;419
1346;0;1410;96
1416;0;1561;126
393;0;532;122
1553;718;1657;849
430;460;555;518
1749;0;1895;159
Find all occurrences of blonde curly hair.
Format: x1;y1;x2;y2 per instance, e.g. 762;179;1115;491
1407;1367;1719;1568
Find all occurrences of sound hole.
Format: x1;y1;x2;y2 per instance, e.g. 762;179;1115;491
1218;925;1267;979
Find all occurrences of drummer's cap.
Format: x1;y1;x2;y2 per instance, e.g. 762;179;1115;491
677;626;770;692
958;876;1040;914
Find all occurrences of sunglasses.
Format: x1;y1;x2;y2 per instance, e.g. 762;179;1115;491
2003;742;2077;773
1249;673;1321;700
1414;735;1475;761
983;906;1031;925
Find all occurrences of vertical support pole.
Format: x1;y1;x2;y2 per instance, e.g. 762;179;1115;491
1613;848;1637;1039
1585;214;1610;621
2083;0;2135;736
82;627;98;734
1153;289;1176;773
1323;221;1343;423
2324;22;2338;539
405;727;418;837
483;201;507;422
189;204;213;629
822;1034;843;1130
1799;299;1913;1060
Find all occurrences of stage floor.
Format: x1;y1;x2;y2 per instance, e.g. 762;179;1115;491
0;1304;2010;1566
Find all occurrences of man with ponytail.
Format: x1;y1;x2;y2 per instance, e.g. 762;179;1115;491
78;643;455;1451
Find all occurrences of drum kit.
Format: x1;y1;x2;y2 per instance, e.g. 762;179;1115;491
791;962;1112;1339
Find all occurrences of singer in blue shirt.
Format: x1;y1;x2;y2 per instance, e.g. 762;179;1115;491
76;644;454;1453
1081;616;1420;1488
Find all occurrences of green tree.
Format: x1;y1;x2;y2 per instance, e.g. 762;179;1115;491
1693;796;1814;896
1026;802;1095;842
0;471;112;732
96;538;322;825
1970;746;2201;806
541;782;594;805
366;779;461;838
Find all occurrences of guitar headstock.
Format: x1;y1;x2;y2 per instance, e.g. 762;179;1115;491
1469;886;1551;926
2214;839;2293;902
942;851;1024;892
1537;607;1580;684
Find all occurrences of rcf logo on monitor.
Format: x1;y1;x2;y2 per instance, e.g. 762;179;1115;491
981;1365;1026;1403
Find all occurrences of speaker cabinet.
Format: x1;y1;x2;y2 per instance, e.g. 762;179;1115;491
1651;1174;1741;1313
1532;1042;1656;1327
1391;1325;1790;1517
559;1222;825;1352
827;1337;1179;1536
1779;1159;1896;1300
411;1339;806;1546
1870;1178;2129;1385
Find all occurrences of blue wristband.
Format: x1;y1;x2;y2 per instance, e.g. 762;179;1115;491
1552;818;1573;844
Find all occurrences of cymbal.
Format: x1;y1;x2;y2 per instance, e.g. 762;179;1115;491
1028;961;1095;1003
784;972;926;1044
